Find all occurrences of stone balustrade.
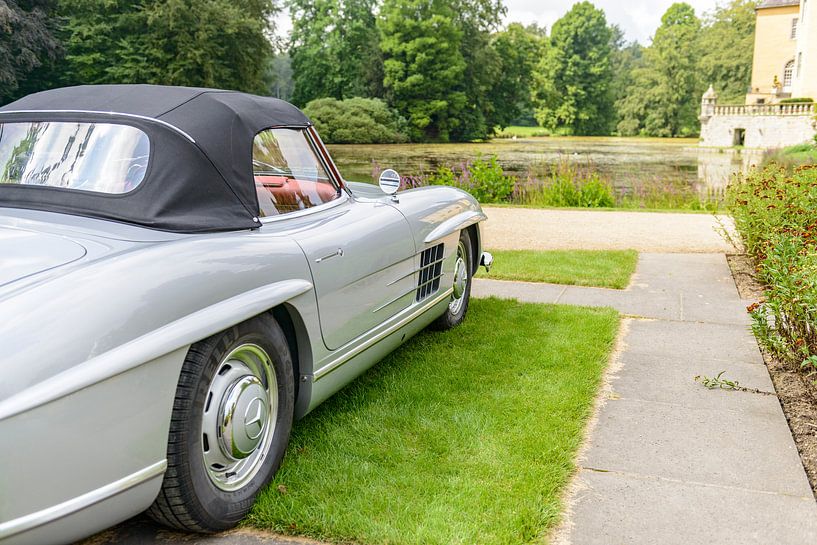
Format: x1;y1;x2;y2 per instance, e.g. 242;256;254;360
711;103;815;116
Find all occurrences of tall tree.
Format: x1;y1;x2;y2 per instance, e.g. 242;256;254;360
59;0;277;93
617;3;702;136
608;24;644;132
451;0;505;140
533;1;614;135
698;0;756;103
488;23;545;129
379;0;467;142
0;0;62;103
288;0;382;105
266;51;294;101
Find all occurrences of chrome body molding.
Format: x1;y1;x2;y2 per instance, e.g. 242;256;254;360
0;460;167;541
0;279;312;422
313;287;454;381
423;209;488;244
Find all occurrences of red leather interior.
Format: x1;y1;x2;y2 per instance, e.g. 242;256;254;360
254;175;338;215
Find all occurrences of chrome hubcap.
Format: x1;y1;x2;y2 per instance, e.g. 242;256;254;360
202;343;277;491
449;240;468;314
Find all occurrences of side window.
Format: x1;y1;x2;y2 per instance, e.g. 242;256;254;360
252;128;340;217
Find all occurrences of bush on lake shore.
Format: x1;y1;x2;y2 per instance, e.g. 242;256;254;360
374;155;716;211
304;98;409;144
728;163;817;374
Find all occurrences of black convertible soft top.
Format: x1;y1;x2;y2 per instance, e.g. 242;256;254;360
0;85;313;232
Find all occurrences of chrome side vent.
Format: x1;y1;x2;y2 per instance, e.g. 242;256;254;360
416;244;444;302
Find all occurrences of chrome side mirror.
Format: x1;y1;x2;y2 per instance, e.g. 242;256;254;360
378;169;401;197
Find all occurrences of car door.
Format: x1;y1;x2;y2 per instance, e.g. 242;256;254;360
293;198;416;350
253;127;416;351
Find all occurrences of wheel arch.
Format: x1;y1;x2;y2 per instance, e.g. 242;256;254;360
270;303;314;419
466;223;481;274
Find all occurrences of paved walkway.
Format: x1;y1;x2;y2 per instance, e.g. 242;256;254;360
474;253;817;544
481;207;737;253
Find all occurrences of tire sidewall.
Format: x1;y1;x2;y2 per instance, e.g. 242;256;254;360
184;317;294;529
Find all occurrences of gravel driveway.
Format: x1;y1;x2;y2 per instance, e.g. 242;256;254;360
481;207;737;253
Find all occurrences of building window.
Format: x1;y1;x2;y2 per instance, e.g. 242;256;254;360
792;17;799;39
784;59;795;90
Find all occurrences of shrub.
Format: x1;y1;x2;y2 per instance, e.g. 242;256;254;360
727;163;817;372
779;97;814;104
762;143;817;170
428;155;515;203
514;160;615;208
303;97;409;144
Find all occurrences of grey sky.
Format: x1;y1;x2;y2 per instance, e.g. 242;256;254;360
276;0;722;45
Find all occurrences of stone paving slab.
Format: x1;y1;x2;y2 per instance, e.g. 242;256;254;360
621;320;763;365
584;396;808;496
560;470;817;545
614;352;776;409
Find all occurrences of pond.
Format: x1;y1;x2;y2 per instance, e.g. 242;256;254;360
327;136;765;204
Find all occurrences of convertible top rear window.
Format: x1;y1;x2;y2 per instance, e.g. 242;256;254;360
0;122;150;195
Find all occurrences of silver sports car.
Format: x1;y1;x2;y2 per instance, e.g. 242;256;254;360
0;85;491;545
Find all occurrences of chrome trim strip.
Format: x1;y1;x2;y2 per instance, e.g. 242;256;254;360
423;210;487;244
0;279;313;421
0;110;196;143
259;193;349;224
373;273;445;313
386;267;417;287
314;287;453;381
0;460;167;540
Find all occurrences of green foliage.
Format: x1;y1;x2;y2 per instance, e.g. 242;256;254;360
697;0;756;104
288;0;382;106
515;161;615;207
265;52;294;101
59;0;276;93
379;0;466;142
617;3;702;137
378;0;504;142
762;144;817;170
727;164;817;372
488;23;545;130
534;2;614;136
780;97;814;104
0;0;62;103
609;26;644;132
429;155;515;203
303;97;408;144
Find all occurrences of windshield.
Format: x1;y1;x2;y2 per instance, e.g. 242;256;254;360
0;121;150;194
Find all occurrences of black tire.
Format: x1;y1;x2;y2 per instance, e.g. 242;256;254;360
147;314;294;532
431;229;473;330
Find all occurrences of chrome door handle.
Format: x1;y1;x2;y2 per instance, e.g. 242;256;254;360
316;248;344;263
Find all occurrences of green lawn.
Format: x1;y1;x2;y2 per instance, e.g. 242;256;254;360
248;298;619;545
484;249;638;289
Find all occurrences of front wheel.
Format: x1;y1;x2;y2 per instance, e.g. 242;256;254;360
147;315;294;532
432;229;473;330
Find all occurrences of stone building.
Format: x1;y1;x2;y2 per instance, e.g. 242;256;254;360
699;0;816;148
